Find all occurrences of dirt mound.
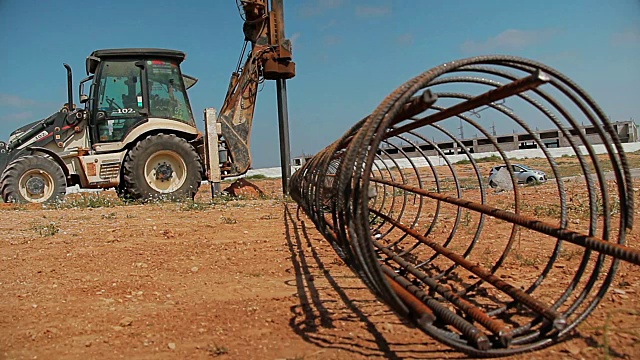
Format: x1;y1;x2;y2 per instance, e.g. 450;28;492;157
223;178;265;198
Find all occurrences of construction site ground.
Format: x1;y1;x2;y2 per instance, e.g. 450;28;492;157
1;156;639;360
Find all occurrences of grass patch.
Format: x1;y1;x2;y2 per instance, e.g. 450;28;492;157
461;211;472;227
179;200;211;211
513;251;539;266
559;247;582;261
4;203;27;211
206;342;229;357
220;216;238;224
33;222;59;237
55;194;124;209
244;174;267;180
581;308;639;359
474;155;502;163
212;193;242;204
533;204;561;218
369;212;383;226
101;212;117;219
455;154;503;164
525;179;543;187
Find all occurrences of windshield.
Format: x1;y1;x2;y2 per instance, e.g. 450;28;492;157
147;60;194;125
97;61;143;117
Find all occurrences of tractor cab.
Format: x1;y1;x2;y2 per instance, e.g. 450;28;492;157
80;48;198;145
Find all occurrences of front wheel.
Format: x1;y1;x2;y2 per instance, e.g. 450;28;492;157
0;155;66;203
122;133;203;201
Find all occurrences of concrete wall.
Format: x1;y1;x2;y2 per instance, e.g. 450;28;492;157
240;142;640;178
380;121;638;158
373;142;640;170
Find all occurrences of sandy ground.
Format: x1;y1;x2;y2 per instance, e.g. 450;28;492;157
0;177;639;360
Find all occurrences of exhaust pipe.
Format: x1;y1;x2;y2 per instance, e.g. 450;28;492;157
63;63;73;111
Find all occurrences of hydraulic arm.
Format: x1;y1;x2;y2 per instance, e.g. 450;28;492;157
217;0;295;177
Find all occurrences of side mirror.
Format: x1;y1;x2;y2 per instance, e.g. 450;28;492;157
78;75;94;106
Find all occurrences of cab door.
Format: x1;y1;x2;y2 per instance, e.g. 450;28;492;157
92;60;147;144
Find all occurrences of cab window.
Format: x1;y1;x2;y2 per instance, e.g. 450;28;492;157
95;61;143;142
147;60;194;125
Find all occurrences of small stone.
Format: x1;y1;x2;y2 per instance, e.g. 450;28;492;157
191;267;199;273
381;323;394;334
563;342;581;355
168;342;176;350
119;317;134;327
112;326;123;331
85;341;92;347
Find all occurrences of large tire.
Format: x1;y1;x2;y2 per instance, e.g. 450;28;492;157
122;133;202;201
0;155;66;203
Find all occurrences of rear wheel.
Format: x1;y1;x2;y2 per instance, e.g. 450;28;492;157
1;155;66;203
122;133;202;201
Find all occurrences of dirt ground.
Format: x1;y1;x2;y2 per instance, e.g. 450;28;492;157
1;176;639;360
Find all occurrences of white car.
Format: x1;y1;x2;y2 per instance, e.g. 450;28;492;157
488;164;547;188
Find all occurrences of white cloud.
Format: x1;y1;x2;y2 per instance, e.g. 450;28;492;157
355;5;391;18
540;50;580;63
461;28;559;53
323;35;341;46
320;19;337;31
299;0;345;17
289;32;301;46
396;33;414;46
4;111;34;122
611;28;640;47
0;94;37;108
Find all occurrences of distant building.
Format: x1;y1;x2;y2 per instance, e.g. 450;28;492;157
378;120;638;157
291;154;314;169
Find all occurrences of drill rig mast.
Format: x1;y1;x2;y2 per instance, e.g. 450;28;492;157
215;0;295;180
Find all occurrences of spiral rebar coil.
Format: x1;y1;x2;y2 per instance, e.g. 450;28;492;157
289;55;640;357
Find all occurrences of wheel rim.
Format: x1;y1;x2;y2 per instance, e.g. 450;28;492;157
18;169;55;203
143;150;187;193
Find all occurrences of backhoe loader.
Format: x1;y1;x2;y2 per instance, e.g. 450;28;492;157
0;0;295;203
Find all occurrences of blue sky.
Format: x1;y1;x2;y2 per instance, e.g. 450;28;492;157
1;0;639;167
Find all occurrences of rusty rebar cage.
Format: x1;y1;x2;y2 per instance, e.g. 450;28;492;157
289;55;639;357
